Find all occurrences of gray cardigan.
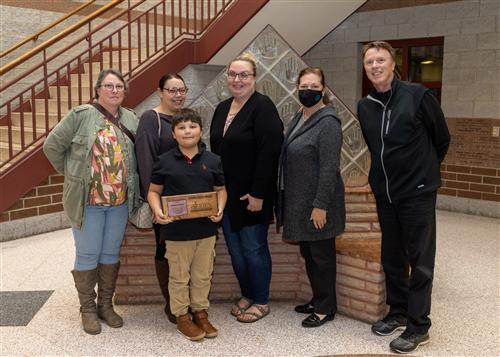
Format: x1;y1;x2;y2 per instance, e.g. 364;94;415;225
277;105;345;242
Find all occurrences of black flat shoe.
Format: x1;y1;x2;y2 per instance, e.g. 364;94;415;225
294;302;314;314
301;313;334;328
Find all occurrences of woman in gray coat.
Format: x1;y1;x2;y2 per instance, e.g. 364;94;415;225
277;67;345;328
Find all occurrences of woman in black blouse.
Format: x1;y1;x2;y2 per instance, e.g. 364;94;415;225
135;73;188;324
210;53;283;323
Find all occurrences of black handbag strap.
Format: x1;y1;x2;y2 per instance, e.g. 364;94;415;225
92;103;135;143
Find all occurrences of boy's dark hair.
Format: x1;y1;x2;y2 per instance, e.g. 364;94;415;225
171;108;203;130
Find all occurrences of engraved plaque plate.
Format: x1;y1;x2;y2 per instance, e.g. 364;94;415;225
161;192;218;220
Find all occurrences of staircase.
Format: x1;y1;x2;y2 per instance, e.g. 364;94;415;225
0;0;269;215
0;49;140;162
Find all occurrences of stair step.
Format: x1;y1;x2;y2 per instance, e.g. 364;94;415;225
104;48;155;60
66;84;95;99
49;86;92;101
0;125;47;145
70;74;94;87
10;112;60;128
34;98;88;113
0;141;22;162
84;59;139;74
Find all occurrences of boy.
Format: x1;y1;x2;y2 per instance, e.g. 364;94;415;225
148;108;227;341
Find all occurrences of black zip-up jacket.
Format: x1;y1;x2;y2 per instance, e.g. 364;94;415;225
357;78;450;202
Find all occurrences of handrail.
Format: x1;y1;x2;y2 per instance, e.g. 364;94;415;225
0;0;123;76
0;0;268;214
0;0;239;170
0;0;97;59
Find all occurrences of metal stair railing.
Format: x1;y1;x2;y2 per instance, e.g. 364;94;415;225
0;0;235;172
0;0;98;60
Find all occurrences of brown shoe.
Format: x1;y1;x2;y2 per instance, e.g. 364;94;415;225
176;313;205;341
193;309;218;338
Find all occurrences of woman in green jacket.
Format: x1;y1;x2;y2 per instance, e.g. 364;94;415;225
43;69;139;335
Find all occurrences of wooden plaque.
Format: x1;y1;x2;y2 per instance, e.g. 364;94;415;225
161;192;218;220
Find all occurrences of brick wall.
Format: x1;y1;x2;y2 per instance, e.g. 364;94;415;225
116;186;386;323
440;117;500;203
0;173;64;223
440;164;500;202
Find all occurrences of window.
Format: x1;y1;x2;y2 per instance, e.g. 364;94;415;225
362;37;444;101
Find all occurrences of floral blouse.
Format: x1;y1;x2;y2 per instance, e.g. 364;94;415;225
88;123;127;205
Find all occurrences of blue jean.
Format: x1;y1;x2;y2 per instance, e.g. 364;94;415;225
72;204;128;271
221;212;272;305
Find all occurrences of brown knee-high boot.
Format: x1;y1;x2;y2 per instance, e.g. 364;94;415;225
155;259;176;324
97;262;123;328
71;268;101;335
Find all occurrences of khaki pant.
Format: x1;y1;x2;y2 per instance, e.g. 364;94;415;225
165;236;216;316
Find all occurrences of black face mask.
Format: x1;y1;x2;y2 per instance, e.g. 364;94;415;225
298;89;323;108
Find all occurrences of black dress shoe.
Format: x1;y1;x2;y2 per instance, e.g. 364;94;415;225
294;302;314;314
301;313;334;328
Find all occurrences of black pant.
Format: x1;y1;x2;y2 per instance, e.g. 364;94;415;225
299;238;337;315
376;191;437;334
153;223;166;260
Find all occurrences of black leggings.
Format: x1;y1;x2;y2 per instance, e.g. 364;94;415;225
153;223;166;260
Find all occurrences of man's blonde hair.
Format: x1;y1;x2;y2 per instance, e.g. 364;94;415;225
362;41;396;61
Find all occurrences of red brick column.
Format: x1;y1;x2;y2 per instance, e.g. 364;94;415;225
115;227;159;304
116;185;385;323
1;173;64;223
335;186;385;322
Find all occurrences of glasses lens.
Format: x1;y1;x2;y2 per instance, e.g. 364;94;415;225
103;84;124;91
227;71;253;80
164;88;187;95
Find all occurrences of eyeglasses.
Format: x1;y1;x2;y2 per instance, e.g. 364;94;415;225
100;83;125;92
162;87;188;95
227;71;254;80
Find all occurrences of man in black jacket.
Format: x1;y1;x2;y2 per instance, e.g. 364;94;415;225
357;41;450;354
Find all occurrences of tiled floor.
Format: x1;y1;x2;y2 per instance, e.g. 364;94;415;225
1;210;499;356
